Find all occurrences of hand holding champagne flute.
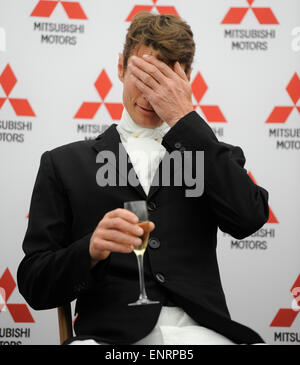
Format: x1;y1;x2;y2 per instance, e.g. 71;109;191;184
124;200;160;306
89;207;155;265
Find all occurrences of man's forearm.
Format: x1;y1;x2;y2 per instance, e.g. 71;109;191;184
162;111;269;239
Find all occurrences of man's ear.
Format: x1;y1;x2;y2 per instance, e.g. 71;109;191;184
118;53;124;83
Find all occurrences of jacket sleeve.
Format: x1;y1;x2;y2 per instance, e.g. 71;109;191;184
162;111;269;239
17;151;110;310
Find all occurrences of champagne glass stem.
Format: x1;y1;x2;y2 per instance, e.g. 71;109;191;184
136;253;147;300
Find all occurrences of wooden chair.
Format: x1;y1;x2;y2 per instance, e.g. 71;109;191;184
57;304;73;344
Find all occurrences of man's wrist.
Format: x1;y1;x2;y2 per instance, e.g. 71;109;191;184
167;108;194;128
90;251;111;268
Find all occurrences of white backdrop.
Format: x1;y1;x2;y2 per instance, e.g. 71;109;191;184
0;0;299;345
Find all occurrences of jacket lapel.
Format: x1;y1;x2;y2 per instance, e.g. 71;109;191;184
147;155;166;200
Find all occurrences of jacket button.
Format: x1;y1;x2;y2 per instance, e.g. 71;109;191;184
156;273;165;283
149;237;160;249
147;201;157;212
174;142;182;149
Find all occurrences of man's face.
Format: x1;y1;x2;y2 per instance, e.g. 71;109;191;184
118;45;163;129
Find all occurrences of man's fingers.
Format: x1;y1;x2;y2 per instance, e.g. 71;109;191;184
102;229;142;246
142;54;176;79
174;61;188;82
149;221;155;232
95;239;133;254
105;217;144;236
142;55;188;84
130;74;153;97
106;208;138;224
128;62;159;90
130;56;166;84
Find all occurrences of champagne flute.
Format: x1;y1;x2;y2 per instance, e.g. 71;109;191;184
124;200;160;306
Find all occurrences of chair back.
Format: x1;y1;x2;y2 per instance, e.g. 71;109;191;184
57;303;73;344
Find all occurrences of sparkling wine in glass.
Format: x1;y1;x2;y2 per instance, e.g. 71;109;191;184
124;200;160;306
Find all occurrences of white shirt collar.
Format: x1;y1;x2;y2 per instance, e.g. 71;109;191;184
116;108;170;142
115;108;169;196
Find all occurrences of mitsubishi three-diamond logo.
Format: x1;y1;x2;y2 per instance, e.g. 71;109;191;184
74;70;123;120
270;275;300;327
31;0;87;19
266;73;300;123
0;268;34;323
0;64;35;117
222;0;279;25
191;72;226;123
126;0;179;22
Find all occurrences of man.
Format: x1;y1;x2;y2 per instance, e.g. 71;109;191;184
17;13;269;345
